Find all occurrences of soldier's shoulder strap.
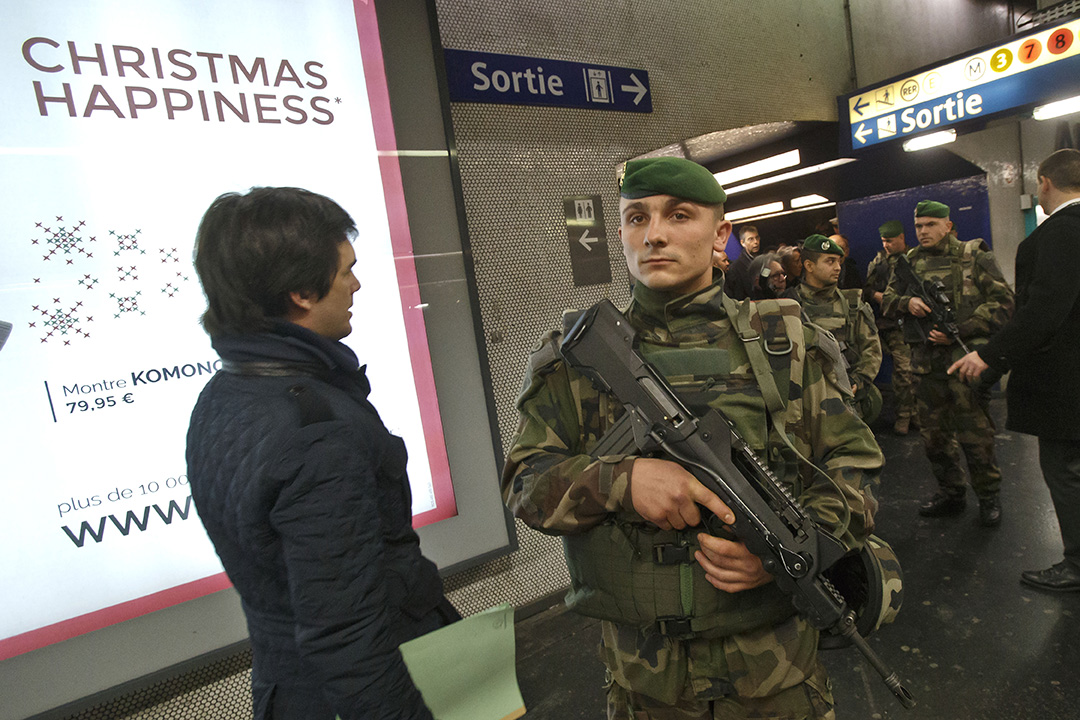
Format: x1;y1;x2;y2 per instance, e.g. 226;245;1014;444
840;287;873;327
950;238;987;290
721;294;800;416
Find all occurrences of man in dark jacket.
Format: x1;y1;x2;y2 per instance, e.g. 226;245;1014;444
186;187;457;719
950;149;1080;591
722;225;759;300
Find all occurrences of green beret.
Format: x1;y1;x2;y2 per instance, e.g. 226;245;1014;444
619;157;727;205
914;200;950;218
802;234;844;255
878;220;904;238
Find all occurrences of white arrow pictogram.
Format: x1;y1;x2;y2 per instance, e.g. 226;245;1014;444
620;74;648;105
578;229;599;251
854;123;873;145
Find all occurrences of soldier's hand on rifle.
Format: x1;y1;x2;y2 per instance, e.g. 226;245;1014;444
908;297;932;317
948;350;989;381
629;458;735;531
695;533;773;592
928;329;953;345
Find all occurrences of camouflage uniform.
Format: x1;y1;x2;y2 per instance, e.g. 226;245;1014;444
503;276;883;718
881;236;1015;501
788;282;882;407
865;251;916;424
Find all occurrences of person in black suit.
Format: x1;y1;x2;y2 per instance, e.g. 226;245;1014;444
950;149;1080;591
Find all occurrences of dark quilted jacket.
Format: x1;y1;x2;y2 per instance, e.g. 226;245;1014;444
186;322;449;719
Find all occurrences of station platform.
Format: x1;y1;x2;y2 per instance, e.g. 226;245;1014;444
512;398;1080;720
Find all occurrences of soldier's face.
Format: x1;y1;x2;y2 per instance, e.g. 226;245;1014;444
619;195;730;296
804;254;842;289
882;234;906;255
914;217;952;248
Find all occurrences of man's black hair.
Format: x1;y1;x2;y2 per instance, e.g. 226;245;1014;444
194;187;357;337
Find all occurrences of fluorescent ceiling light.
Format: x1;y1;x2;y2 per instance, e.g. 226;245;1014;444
724;158;856;195
790;194;829;209
902;129;956;152
726;201;836;225
725;201;785;222
714;149;801;187
1033;95;1080;121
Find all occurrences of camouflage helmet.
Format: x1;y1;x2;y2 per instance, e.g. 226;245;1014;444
822;534;904;640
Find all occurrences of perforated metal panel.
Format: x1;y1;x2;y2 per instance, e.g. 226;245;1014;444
57;650;253;720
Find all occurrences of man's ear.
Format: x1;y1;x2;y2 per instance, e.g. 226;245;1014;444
1038;174;1053;196
288;290;318;312
714;220;732;254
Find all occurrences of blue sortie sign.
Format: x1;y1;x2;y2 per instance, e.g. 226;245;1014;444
443;49;652;113
848;52;1080;149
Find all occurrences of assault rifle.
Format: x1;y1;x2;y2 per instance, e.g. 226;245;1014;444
892;255;970;353
560;299;915;709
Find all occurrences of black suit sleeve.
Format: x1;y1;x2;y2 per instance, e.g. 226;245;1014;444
980;213;1080;370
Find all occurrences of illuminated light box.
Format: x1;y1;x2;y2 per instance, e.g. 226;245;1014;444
0;0;456;660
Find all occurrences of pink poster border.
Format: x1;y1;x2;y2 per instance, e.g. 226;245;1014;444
0;0;456;662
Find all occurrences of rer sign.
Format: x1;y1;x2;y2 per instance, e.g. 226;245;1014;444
444;48;651;113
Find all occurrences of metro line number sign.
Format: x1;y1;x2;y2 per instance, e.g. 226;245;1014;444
843;17;1080;150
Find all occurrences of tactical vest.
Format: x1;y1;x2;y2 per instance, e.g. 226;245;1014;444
798;287;863;368
561;296;829;638
908;237;984;325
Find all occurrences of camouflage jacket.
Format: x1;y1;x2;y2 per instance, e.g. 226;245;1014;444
864;250;903;330
790;282;882;387
881;235;1014;372
502;278;883;703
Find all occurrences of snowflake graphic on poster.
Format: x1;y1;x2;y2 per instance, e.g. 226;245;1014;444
31;217;95;263
111;228;145;256
29;299;93;345
109;291;144;318
28;217;192;345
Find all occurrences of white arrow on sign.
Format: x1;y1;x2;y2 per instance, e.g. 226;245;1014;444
854;123;873;145
620;73;648;105
578;229;599;251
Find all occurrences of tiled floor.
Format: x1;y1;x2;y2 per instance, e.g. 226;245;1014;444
513;398;1080;719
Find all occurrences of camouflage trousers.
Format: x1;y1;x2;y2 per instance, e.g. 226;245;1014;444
880;330;915;420
602;615;835;720
914;370;1002;499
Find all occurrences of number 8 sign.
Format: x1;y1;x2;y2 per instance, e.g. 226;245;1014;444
1048;28;1074;55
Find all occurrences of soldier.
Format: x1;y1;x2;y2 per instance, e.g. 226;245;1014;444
882;200;1014;526
787;234;882;423
503;157;883;719
865;221;917;434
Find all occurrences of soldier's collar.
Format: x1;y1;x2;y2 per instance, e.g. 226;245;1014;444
628;275;726;325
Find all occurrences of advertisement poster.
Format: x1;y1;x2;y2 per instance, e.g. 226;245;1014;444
0;0;455;659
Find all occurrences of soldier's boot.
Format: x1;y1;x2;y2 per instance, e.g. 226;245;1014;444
918;492;966;518
893;416;910;435
978;496;1002;527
